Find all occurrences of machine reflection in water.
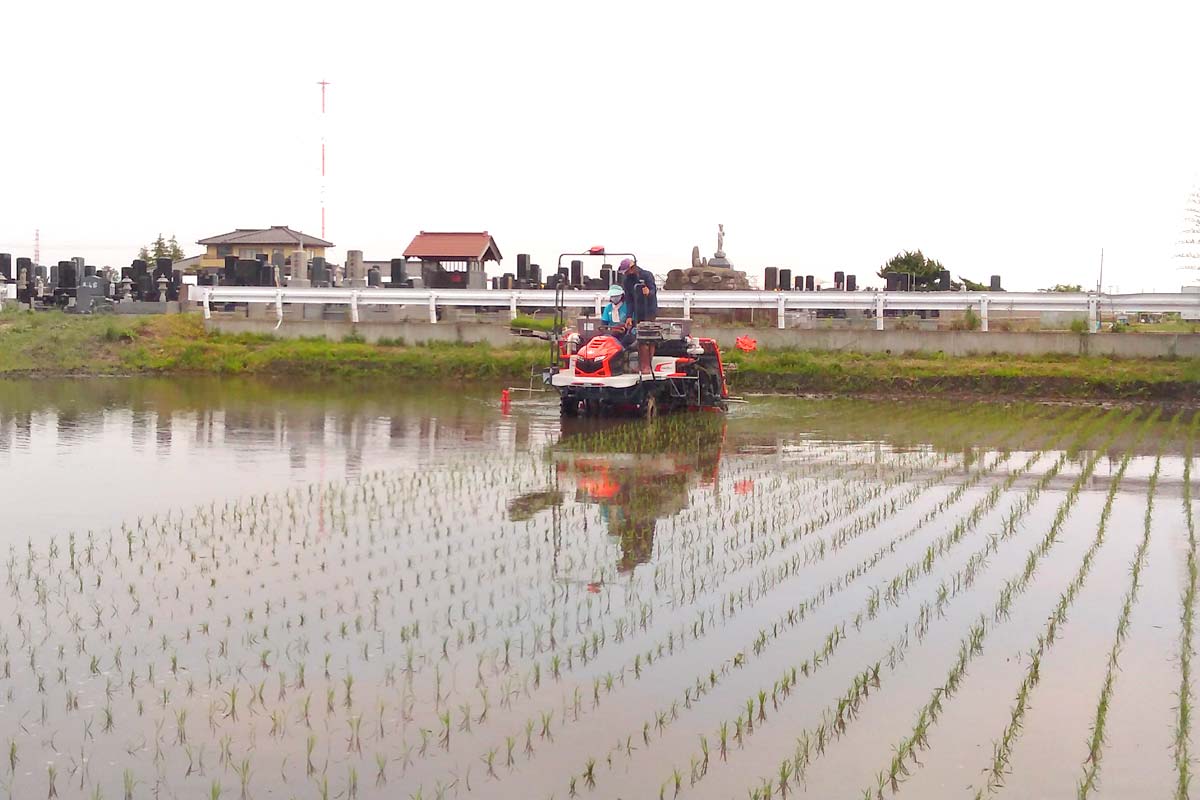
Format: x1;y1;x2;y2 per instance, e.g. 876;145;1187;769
509;416;725;577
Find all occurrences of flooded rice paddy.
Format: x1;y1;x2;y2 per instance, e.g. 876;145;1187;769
0;378;1196;799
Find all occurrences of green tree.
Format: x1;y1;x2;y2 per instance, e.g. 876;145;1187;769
877;249;946;290
1041;283;1082;292
137;233;186;265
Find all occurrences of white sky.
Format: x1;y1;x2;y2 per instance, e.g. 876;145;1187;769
3;0;1198;291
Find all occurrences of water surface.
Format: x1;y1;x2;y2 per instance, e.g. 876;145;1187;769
0;378;1192;799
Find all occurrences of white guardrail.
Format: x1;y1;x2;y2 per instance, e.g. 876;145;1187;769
198;286;1200;332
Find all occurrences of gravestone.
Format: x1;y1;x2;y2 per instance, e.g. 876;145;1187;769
153;258;173;285
311;257;329;287
346;250;366;288
75;275;107;313
16;257;33;303
288;250;310;287
0;253;11;282
236;259;259;286
136;273;154;300
367;267;382;287
58;261;78;289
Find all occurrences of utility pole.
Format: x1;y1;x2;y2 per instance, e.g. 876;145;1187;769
1096;248;1104;295
318;80;329;241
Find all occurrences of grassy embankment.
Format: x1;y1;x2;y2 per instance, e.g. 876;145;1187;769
2;310;1198;399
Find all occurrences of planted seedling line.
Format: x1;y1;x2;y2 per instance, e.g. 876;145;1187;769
0;407;1090;800
1076;413;1177;799
709;402;1070;582
676;412;1113;800
2;417;1041;800
849;409;1152;800
969;408;1175;799
398;417;1046;791
398;442;954;725
391;443;883;657
726;406;1084;605
427;443;921;662
1175;413;1200;800
726;408;1138;800
640;410;1123;797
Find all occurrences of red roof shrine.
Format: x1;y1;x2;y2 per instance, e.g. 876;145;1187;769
402;232;502;263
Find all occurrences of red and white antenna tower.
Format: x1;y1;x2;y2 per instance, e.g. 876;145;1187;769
318;80;329;241
33;229;40;266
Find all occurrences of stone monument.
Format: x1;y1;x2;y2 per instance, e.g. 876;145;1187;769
346;250;367;289
664;223;751;291
288;250;310;287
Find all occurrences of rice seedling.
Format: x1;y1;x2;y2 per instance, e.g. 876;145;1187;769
1175;414;1200;800
1076;417;1174;798
0;397;1174;800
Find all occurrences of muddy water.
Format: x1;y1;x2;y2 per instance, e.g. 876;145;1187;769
0;379;1193;800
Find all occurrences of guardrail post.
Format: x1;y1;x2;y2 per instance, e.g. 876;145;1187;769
428;293;438;324
979;296;989;332
350;291;360;324
510;293;518;320
683;293;692;320
777;295;786;329
875;293;885;331
275;290;283;326
202;288;211;320
594;294;603;317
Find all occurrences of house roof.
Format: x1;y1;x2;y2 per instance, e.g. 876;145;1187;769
402;232;502;263
172;254;204;272
197;226;333;249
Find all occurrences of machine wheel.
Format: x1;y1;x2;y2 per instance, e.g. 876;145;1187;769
583;399;602;416
560;396;580;417
641;394;658;420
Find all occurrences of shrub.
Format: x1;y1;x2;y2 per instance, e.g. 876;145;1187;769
101;322;133;343
1069;318;1089;335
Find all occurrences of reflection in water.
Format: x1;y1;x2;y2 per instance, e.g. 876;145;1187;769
0;378;562;543
1;378;1189;551
511;418;725;574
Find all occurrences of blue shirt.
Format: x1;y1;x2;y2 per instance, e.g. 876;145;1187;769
621;268;658;321
602;301;630;325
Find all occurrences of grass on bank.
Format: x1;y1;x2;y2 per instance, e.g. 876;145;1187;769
724;347;1200;398
1;309;1197;398
0;311;546;379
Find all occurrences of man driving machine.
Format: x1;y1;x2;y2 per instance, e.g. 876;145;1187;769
618;257;658;375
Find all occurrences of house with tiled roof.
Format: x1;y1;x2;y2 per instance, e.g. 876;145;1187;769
195;226;333;272
402;231;501;289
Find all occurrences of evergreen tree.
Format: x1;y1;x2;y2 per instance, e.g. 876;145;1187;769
137;233;186;264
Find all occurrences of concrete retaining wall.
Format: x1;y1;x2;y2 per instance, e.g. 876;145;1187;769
205;318;516;348
693;328;1200;359
204;318;1200;359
